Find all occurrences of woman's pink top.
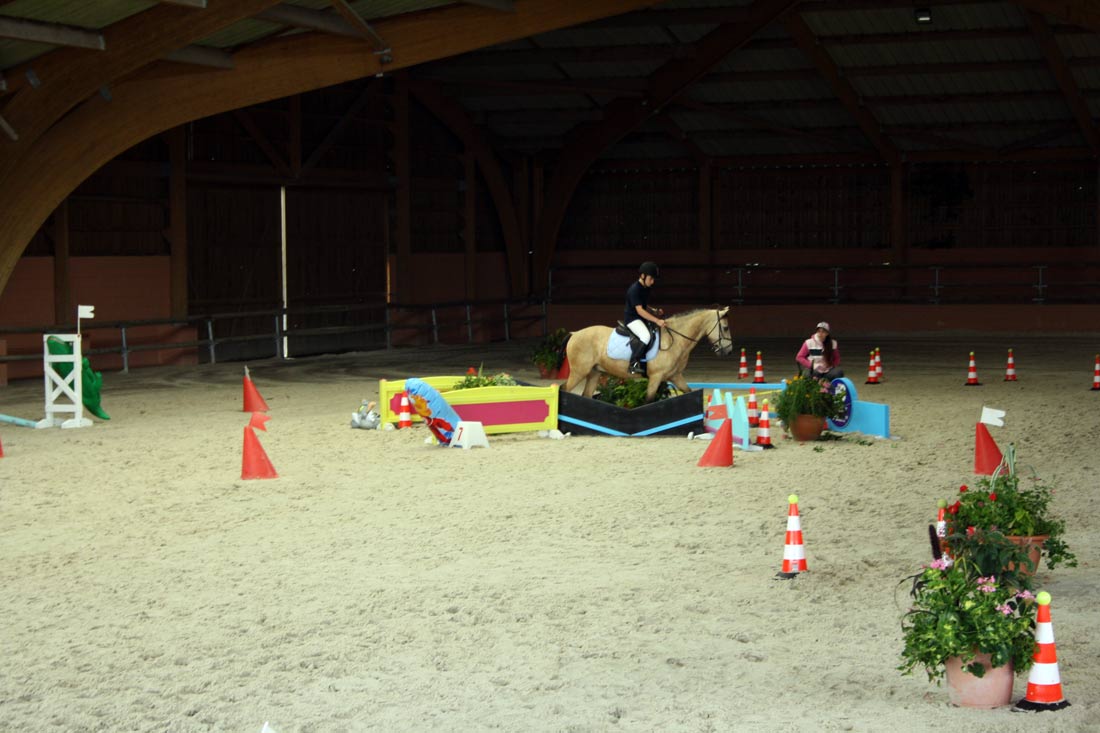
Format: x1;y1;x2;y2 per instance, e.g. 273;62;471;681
796;335;840;374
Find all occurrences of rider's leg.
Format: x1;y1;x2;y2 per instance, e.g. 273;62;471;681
626;320;651;375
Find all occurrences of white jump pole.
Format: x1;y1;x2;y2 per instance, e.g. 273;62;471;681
36;304;95;430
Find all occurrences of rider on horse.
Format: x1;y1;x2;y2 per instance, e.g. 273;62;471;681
624;261;667;375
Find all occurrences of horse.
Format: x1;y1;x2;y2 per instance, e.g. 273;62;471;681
562;306;733;404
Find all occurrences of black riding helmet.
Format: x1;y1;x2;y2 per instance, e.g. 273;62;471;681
639;261;659;278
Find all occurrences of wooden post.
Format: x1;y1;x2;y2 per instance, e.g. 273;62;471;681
52;198;70;325
464;151;477;301
168;125;189;319
393;72;411;304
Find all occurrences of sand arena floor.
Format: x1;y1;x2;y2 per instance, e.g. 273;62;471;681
1;335;1098;732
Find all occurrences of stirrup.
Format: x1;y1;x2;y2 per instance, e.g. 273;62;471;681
629;362;646;375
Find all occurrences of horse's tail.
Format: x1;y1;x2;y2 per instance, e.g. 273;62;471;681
556;333;571;370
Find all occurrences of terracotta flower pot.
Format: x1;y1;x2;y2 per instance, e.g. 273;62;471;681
789;414;826;442
1006;535;1048;576
537;364;557;379
944;653;1014;708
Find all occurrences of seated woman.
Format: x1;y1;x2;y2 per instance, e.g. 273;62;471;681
796;321;843;380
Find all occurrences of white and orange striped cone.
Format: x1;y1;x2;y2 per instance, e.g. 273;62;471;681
777;494;807;578
875;347;883;381
747;387;759;427
756;398;773;449
1091;355;1100;391
865;351;879;384
965;351;981;386
398;392;413;429
1004;348;1017;381
752;351;765;383
1014;591;1071;712
738;348;748;379
935;499;947;539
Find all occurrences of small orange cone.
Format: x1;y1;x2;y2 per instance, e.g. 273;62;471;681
242;426;278;480
398;392;413;429
965;351;981;386
1091;355;1100;391
697;418;733;467
242;366;270;412
752;351;765;383
777;494;807;578
865;351;879;384
1004;348;1017;381
975;422;1003;475
738;348;748;379
875;347;883;381
756;398;773;449
249;412;271;431
1014;591;1071;712
747;387;759;427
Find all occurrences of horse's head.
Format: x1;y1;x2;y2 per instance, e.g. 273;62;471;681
706;306;734;356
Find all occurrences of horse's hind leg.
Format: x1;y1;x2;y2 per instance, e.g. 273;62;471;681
583;372;601;398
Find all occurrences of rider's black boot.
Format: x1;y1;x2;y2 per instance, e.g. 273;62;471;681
628;337;647;375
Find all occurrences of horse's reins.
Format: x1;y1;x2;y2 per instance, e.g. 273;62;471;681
661;308;731;354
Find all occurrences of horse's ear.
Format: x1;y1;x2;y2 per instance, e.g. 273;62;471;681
719;306;730;316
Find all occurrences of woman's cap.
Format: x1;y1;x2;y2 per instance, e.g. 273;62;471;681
816;321;830;332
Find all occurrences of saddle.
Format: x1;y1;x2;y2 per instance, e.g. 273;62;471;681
615;320;656;339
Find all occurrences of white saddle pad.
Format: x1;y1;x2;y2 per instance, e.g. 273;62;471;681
607;331;660;362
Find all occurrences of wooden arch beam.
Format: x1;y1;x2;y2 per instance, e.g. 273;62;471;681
530;0;796;295
408;80;527;296
0;0;283;174
0;0;657;294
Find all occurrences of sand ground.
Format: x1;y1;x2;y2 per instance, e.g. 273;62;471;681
1;334;1098;732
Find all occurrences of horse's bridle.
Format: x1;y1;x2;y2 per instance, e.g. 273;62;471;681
663;308;732;354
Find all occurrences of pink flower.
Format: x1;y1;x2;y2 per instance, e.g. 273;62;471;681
995;603;1013;615
930;557;953;570
1016;590;1035;601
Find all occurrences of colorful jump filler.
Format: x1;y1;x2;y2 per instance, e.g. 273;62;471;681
404;377;462;446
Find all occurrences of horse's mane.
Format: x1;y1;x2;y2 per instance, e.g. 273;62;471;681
667;307;723;323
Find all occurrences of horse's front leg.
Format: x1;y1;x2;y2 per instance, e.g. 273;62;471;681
669;374;691;394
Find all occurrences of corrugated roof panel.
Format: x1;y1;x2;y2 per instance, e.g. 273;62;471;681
462;94;592;112
0;39;52;70
417;63;565;83
534;25;679;49
803;2;1025;36
604;137;690;160
874;98;1069;126
0;1;155;29
1075;67;1100;90
854;69;1055;98
696;77;831;103
1057;33;1100;58
558;61;665;78
720;47;812;73
831;37;1041;68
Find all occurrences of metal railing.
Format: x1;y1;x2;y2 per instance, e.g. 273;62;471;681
549;261;1100;306
0;298;549;374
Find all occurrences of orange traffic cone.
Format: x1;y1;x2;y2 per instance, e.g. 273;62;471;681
697;418;733;467
875;347;883;382
1004;349;1017;381
965;351;981;386
747;387;759;427
777;494;807;578
935;499;947;539
242;426;278;480
738;348;748;379
1014;591;1071;711
398;392;413;429
756;398;773;448
752;351;765;383
865;351;879;384
975;422;1003;475
249;412;271;431
1091;355;1100;391
242;366;270;413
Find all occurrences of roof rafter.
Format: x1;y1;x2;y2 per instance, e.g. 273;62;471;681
328;0;388;52
256;5;359;38
302;79;377;172
532;0;798;290
785;12;898;164
232;108;290;176
458;0;516;11
0;15;105;50
1025;9;1099;153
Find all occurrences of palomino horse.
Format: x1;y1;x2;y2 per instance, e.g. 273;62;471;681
563;306;733;403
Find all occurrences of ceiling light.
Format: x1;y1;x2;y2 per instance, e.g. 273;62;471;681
915;7;932;24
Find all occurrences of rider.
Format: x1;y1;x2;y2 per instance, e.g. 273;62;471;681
624;261;666;375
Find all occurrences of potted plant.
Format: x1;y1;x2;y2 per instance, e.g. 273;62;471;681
944;445;1076;571
898;545;1038;707
530;327;569;378
592;375;672;409
771;375;846;441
